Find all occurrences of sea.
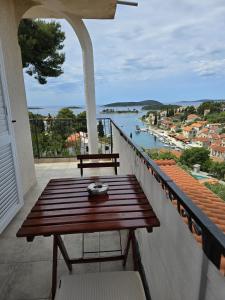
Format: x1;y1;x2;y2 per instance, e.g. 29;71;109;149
29;105;167;150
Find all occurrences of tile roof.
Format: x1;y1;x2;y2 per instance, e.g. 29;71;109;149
183;126;194;132
211;145;225;153
200;128;209;134
176;134;189;142
193;137;210;142
187;114;199;120
154;159;225;273
192;122;204;128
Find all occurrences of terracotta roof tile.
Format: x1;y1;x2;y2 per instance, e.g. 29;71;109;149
154;159;225;273
211;145;225;153
187;114;199;120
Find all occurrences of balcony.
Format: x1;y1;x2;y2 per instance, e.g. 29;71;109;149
0;120;225;300
0;162;134;300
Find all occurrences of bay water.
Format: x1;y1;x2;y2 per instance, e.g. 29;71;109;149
29;106;166;150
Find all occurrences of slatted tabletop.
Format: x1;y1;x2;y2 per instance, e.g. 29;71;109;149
17;175;160;239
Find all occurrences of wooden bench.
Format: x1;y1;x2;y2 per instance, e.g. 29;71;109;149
55;271;146;300
77;153;120;176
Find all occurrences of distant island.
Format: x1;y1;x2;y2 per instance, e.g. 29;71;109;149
66;106;81;109
28;105;81;110
176;99;225;105
101;108;139;114
103;100;163;108
103;100;180;111
28;106;43;110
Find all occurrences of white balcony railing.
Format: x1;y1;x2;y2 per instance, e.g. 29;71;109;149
111;121;225;300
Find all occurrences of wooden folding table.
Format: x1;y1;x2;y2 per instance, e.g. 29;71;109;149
17;175;160;299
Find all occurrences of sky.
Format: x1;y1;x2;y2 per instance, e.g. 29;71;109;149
24;0;225;107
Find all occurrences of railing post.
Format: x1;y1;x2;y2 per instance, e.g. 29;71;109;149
202;232;222;269
110;119;113;154
34;118;40;159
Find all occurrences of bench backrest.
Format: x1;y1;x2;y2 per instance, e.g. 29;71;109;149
77;153;120;176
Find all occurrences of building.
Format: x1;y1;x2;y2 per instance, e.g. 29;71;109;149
183;126;197;139
210;145;225;161
192;137;211;148
198;127;209;138
186;114;200;123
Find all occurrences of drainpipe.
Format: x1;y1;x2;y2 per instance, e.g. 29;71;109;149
65;16;98;154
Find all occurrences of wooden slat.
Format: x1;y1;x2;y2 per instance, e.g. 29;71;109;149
43;184;140;193
77;153;119;159
32;198;149;212
41;190;143;198
37;193;147;205
28;204;151;219
77;162;120;169
46;181;139;189
23;211;155;227
17;218;159;237
49;175;135;183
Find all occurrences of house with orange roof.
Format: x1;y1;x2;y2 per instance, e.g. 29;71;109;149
209;133;221;143
186;114;200;123
210;145;225;161
183;126;197;138
192;137;211;148
191;122;205;133
159;117;173;129
198;127;209;138
175;134;189;143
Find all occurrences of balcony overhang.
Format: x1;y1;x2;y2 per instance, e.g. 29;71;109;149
22;0;117;19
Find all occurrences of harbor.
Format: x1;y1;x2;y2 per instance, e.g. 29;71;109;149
135;124;185;150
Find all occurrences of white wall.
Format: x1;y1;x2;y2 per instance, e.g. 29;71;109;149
112;124;225;300
0;0;36;195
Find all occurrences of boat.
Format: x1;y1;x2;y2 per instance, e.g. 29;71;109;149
140;127;148;132
135;125;141;133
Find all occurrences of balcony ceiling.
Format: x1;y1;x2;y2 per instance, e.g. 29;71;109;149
22;0;117;19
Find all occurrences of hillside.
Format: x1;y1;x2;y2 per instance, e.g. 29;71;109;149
103;100;163;108
176;99;225;105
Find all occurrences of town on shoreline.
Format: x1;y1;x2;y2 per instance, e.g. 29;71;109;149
141;101;225;161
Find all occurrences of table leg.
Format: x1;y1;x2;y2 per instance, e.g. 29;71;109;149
52;235;58;300
56;235;72;272
123;230;132;267
131;230;138;271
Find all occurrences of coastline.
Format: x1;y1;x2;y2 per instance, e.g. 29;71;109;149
142;121;186;150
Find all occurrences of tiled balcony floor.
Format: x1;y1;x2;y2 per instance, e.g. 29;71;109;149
0;163;133;300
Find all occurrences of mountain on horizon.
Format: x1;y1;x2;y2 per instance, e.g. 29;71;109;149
175;99;225;104
103;100;163;107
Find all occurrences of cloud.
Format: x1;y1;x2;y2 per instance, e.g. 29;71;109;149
25;0;225;105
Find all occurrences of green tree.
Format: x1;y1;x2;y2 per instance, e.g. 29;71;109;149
205;182;225;201
76;111;87;132
51;108;76;140
205;112;225;123
180;147;210;169
57;108;76;120
145;149;178;161
197;101;222;116
209;162;225;180
18;19;65;84
185;106;196;114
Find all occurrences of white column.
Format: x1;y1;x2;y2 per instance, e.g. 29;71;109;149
66;16;98;154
